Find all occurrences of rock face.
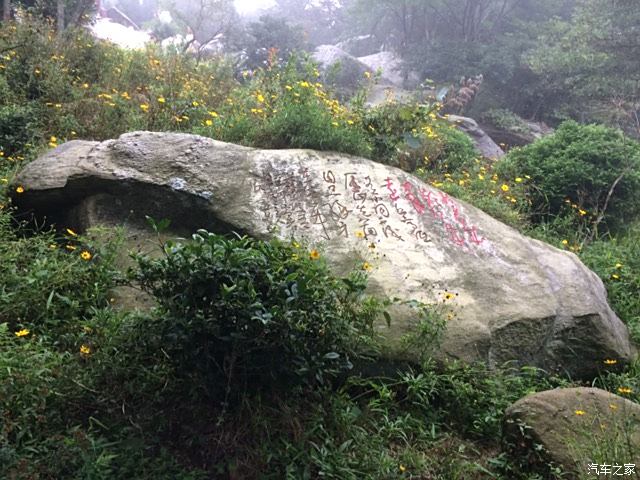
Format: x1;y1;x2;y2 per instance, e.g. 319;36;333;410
357;51;419;88
480;113;554;148
447;115;505;159
311;45;370;96
12;132;636;377
504;388;640;473
336;35;381;57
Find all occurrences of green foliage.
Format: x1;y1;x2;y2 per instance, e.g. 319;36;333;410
579;226;640;342
499;121;640;234
358;100;477;172
0;104;39;157
526;0;640;133
0;212;122;345
133;231;382;399
481;108;530;135
16;0;96;28
207;57;372;156
240;15;307;70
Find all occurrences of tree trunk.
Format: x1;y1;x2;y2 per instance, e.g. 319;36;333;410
3;0;10;22
57;0;65;34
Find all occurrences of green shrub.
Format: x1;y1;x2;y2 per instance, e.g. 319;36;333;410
579;226;640;342
207;57;372;156
358;100;478;172
0;210;123;344
498;121;640;234
0;104;39;156
133;231;382;400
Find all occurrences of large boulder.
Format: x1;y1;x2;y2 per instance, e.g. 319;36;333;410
336;35;381;57
311;45;370;97
357;51;420;89
447;114;505;159
11;132;636;377
504;387;640;474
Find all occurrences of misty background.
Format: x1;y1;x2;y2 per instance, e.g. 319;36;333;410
72;0;635;137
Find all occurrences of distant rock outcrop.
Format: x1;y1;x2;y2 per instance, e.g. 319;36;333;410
504;388;640;474
311;45;370;96
357;51;419;89
12;132;636;377
446;115;505;159
336;35;381;57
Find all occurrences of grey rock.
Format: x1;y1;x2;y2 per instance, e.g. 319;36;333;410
336;35;381;57
504;387;640;474
447;114;505;159
311;45;370;96
357;51;420;89
12;132;637;377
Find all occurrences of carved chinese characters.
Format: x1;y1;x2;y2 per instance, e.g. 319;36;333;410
252;162;487;252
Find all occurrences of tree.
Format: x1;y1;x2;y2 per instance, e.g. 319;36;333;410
527;0;640;134
168;0;238;55
15;0;95;29
3;0;10;21
240;15;307;70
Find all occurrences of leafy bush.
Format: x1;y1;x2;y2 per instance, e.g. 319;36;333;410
0;104;39;156
580;226;640;342
133;231;382;400
205;57;372;156
0;211;122;344
357;100;478;172
498;121;640;234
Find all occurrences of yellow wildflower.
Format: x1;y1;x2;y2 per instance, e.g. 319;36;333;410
80;345;91;356
140;103;149;112
355;231;365;238
157;96;166;104
205;119;213;126
501;184;509;192
604;359;617;365
615;263;623;269
574;410;586;416
66;228;77;236
617;387;632;394
15;329;30;337
309;249;320;260
80;250;92;261
362;262;372;272
515;177;523;183
15;186;25;194
561;239;568;245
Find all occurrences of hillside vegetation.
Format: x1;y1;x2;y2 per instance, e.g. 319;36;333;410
0;13;639;480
